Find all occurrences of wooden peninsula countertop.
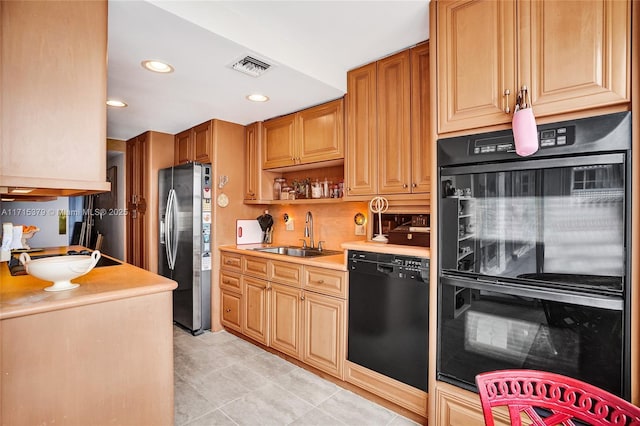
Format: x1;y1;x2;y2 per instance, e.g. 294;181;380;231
0;245;177;320
1;245;177;425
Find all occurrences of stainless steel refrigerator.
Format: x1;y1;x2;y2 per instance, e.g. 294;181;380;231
158;163;212;335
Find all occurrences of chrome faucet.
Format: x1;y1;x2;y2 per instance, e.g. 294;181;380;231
304;211;314;249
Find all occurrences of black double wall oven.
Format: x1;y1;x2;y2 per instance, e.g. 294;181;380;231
437;112;632;399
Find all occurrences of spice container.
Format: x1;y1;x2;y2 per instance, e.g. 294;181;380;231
280;185;291;200
311;180;323;199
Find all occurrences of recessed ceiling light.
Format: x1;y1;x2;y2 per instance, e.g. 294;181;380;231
106;99;128;108
141;60;174;73
246;94;269;102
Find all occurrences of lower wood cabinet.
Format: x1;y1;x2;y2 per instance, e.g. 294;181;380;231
219;250;346;379
434;383;510;426
270;283;302;359
221;289;242;333
302;291;345;378
242;276;269;345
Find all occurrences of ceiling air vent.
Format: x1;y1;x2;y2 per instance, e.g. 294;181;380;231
231;56;271;77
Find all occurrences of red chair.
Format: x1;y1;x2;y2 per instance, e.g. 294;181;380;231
475;370;640;426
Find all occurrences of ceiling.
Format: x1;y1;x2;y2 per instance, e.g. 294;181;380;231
107;1;430;141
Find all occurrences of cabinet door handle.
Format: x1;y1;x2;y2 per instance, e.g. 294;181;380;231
504;89;511;114
300;294;305;300
403;184;408;188
225;308;231;313
412;183;417;188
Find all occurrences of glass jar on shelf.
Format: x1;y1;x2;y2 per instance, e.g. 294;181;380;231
273;178;286;200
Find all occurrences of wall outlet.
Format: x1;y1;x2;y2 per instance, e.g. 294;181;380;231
285;219;294;231
355;224;366;235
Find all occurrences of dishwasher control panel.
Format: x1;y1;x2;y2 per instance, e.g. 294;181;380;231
348;250;429;281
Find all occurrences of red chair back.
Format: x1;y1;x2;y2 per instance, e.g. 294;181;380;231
475;369;640;426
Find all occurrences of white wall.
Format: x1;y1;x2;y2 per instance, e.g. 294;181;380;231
0;198;71;248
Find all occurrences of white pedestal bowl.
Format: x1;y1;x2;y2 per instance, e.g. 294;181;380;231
19;251;101;291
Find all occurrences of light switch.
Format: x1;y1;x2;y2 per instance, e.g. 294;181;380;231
355;224;365;235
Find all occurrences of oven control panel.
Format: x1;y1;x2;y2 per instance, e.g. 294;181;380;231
472;124;575;155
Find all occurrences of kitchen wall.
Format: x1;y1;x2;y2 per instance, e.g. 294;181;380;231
263;201;369;249
0;198;71;248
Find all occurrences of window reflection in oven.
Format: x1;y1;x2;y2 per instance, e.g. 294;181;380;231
438;284;623;396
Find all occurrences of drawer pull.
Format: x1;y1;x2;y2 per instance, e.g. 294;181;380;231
313;279;325;284
223;279;230;284
225;308;231;313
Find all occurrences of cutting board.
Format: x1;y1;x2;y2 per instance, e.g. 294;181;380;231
236;219;263;245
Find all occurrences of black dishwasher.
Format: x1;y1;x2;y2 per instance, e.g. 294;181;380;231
347;250;429;391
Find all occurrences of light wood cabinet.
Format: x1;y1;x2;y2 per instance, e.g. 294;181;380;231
219;251;346;379
270;282;303;359
410;42;432;194
244;122;262;201
346;62;378;196
242;275;269;345
346;44;431;197
262;99;344;169
174;120;213;165
0;0;111;196
220;270;242;293
262;115;296;169
174;129;192;165
377;50;412;195
434;383;511;426
221;252;242;273
221;289;242;333
302;291;345;378
270;260;303;288
436;0;630;134
126;131;174;271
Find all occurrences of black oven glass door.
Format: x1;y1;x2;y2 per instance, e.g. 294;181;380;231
440;153;625;294
437;276;624;396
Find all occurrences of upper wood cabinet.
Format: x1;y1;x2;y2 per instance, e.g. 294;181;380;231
377;50;412;195
0;0;110;195
174;120;213;165
262;99;344;169
346;43;431;197
436;0;630;134
244;122;262;201
409;42;432;194
346;63;378;196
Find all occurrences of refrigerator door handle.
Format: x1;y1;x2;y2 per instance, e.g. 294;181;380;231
169;189;179;270
165;189;176;270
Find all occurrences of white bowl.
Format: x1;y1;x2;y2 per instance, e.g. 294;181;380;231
19;251;101;292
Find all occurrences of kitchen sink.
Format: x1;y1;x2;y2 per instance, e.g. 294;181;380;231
251;246;342;258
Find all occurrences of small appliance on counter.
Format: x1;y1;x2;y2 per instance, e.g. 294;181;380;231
371;214;431;247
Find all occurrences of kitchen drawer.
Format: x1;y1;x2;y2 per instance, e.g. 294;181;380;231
221;252;242;273
270;260;302;288
243;256;269;279
220;270;242;293
304;266;346;298
221;289;242;333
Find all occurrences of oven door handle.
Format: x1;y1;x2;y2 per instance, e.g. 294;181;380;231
441;275;623;311
440;152;625;176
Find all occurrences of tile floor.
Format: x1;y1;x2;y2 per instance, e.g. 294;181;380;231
174;326;421;426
